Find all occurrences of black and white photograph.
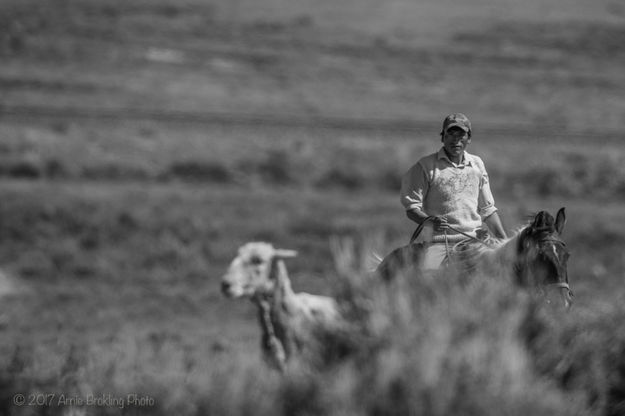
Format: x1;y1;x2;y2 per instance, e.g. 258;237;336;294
1;0;624;414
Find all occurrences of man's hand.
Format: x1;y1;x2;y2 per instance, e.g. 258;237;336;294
407;210;450;231
431;215;450;231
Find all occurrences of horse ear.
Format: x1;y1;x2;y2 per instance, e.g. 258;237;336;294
274;249;298;259
531;211;549;230
555;207;566;234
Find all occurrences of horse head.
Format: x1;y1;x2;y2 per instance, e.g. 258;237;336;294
516;207;572;308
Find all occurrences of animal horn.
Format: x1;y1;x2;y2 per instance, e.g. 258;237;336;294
274;249;298;259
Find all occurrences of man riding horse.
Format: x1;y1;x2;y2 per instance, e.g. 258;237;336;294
381;113;573;307
399;113;507;273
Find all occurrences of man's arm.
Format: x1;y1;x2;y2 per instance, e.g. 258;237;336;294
406;208;429;224
402;162;448;227
484;212;507;239
406;209;449;230
475;157;506;238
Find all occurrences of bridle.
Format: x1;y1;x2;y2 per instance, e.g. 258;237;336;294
549;282;572;291
533;236;573;299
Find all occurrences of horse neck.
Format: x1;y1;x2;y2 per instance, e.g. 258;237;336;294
497;234;521;263
480;233;521;274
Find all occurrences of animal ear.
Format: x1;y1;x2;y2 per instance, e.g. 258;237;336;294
555;207;566;234
274;249;298;259
532;211;546;228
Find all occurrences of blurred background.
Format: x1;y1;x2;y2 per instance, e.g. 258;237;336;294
0;0;624;414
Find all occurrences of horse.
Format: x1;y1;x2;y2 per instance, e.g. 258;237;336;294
377;208;573;308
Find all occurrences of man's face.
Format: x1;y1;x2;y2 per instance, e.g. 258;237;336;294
442;127;471;160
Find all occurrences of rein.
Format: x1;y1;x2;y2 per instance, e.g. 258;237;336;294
410;217;488;246
408;215;573;305
409;217;490;263
446;225;488;245
409;216;434;244
443;225;490;264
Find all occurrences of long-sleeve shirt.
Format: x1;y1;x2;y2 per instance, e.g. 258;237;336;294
400;148;498;243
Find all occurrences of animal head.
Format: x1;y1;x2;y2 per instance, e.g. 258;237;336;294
517;207;572;308
221;242;298;299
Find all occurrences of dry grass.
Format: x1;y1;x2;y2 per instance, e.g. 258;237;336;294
2;238;624;415
1;0;624;413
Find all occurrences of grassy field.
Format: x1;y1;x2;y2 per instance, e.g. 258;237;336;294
1;0;625;414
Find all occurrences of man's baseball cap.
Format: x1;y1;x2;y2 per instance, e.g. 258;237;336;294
442;113;471;133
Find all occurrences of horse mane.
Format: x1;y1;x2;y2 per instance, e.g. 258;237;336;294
452;211;561;278
451;226;527;278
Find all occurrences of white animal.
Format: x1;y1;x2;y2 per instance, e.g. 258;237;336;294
221;242;341;371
